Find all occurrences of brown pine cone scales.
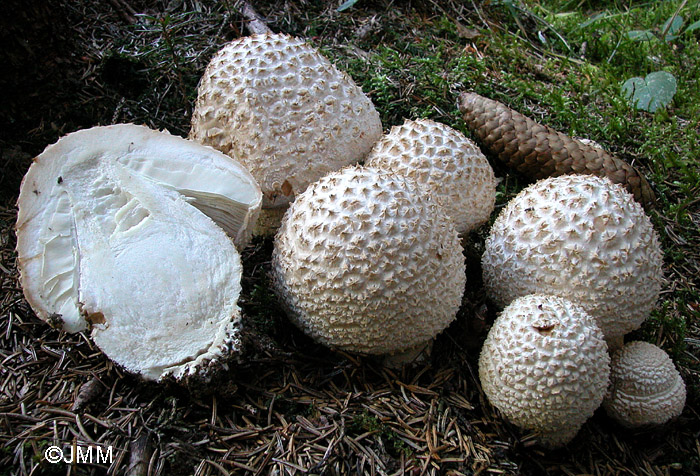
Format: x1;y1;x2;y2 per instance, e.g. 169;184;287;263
458;92;656;208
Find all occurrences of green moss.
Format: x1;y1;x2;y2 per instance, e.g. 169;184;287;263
349;411;413;458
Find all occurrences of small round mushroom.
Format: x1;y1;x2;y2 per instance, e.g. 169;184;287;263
16;124;262;382
272;165;466;359
603;341;686;427
482;174;664;343
190;33;383;233
478;294;610;447
365;118;497;234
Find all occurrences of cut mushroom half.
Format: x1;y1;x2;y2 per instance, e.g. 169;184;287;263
16;124;262;382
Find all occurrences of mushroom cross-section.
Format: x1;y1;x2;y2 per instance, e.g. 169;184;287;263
16;124;262;381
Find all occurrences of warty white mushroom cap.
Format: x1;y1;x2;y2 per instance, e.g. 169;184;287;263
478;294;610;447
16;124;262;381
190;33;383;210
365;118;496;234
482;174;664;341
271;165;466;356
603;341;686;427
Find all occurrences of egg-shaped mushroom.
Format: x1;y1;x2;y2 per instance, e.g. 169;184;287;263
365;118;497;234
482;174;664;343
478;294;610;447
190;33;383;233
603;341;686;427
271;165;466;359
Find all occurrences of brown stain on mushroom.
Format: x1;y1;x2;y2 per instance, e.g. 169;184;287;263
534;324;555;335
86;312;106;326
281;180;293;196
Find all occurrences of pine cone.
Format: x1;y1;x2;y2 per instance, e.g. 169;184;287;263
458;92;656;208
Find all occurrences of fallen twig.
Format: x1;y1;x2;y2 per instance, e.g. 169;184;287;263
235;0;273;35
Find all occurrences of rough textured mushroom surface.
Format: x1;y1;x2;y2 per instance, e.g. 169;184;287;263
458;92;655;208
16;124;262;381
365;118;497;234
479;294;610;447
482;174;663;341
190;33;383;210
272;165;466;356
604;341;686;427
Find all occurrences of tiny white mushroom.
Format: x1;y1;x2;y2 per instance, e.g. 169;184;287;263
478;294;610;447
16;124;262;382
603;341;686;427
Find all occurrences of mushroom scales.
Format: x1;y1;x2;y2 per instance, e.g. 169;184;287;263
16;124;262;381
190;33;383;226
482;174;663;342
478;294;610;447
365;118;497;235
604;341;686;427
272;165;466;357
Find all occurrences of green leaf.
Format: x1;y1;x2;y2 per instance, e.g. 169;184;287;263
685;20;700;34
337;0;359;12
579;11;608;28
626;29;655;41
621;71;677;113
662;14;684;41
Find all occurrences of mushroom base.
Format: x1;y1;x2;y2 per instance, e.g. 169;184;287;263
253;206;287;237
536;425;581;448
380;340;434;368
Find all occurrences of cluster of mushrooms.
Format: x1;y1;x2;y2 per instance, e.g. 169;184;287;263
16;33;685;447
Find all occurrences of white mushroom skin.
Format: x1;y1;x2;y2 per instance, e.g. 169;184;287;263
478;294;610;447
365;118;497;234
272;165;466;356
16;125;262;381
190;33;383;210
482;174;664;341
603;341;686;427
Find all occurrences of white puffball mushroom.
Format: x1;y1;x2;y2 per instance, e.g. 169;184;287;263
603;341;686;427
478;294;610;447
16;124;262;382
271;165;466;357
365;118;497;234
482;174;664;342
190;33;383;231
